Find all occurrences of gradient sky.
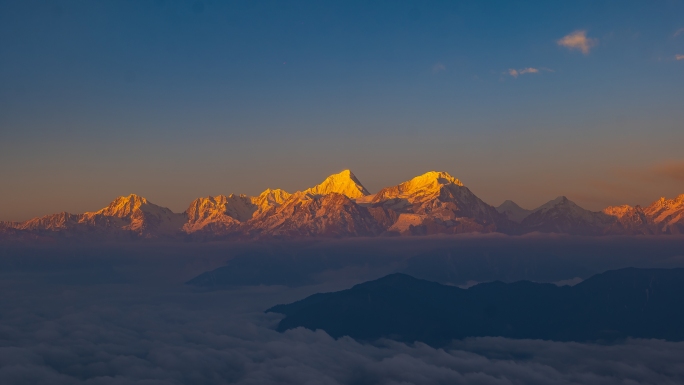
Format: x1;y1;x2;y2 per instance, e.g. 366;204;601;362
1;0;684;221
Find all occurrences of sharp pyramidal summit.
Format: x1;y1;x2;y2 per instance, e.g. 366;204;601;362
2;170;683;242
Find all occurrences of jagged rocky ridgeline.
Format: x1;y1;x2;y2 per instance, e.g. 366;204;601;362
1;170;683;241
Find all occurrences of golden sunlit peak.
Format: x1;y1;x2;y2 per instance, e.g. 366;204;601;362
654;194;684;207
257;188;290;198
253;188;292;210
94;193;155;218
303;169;370;199
407;171;463;188
372;170;465;202
111;194;149;206
603;205;635;218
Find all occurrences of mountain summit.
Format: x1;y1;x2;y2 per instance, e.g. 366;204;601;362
370;171;514;235
521;196;612;235
96;194;154;218
302;170;370;199
372;171;463;203
496;200;532;223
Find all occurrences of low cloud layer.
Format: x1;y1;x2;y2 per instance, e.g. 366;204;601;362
2;287;683;385
557;30;598;54
1;248;684;385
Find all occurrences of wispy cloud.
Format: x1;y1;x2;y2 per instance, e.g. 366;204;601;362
432;62;446;74
506;67;552;78
557;30;598;55
675;28;684;37
676;54;684;61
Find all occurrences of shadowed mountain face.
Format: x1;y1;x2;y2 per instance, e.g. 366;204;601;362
268;268;684;347
2;170;684;241
520;196;614;235
496;200;532;223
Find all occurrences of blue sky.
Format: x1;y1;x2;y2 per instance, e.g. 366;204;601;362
1;0;684;220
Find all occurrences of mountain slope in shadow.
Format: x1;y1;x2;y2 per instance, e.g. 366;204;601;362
268;268;684;346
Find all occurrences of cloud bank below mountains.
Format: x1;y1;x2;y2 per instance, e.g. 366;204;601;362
2;284;683;385
2;244;684;385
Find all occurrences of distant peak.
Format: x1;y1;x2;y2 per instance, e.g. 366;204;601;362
496;200;533;222
333;169;358;181
534;196;589;213
303;170;370;199
258;188;289;198
653;194;684;207
113;194;149;206
401;171;463;191
412;171;463;186
542;196;570;207
371;170;465;203
252;188;292;209
96;193;157;217
603;204;636;217
191;195;227;204
498;200;523;209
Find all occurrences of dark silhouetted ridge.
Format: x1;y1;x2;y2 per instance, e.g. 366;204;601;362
267;268;684;346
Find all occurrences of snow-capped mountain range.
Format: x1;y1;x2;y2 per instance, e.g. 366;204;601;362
2;170;683;241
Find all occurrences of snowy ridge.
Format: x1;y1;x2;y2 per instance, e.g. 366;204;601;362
3;171;684;241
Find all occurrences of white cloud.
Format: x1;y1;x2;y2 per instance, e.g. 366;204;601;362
674;28;684;37
507;67;551;78
676;54;684;61
557;30;598;55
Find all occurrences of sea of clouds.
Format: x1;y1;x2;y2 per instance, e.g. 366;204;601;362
1;241;683;384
